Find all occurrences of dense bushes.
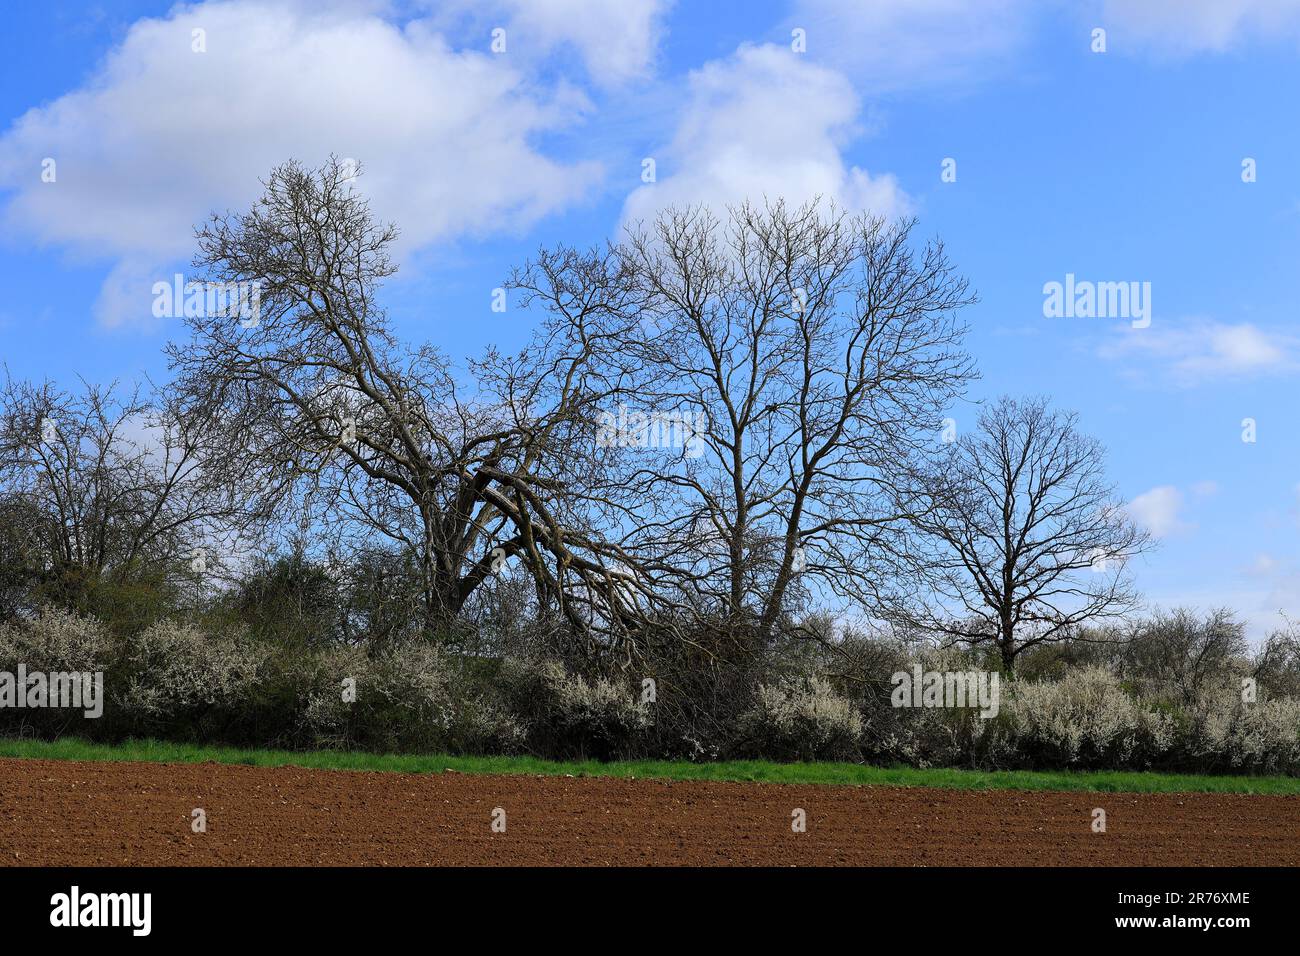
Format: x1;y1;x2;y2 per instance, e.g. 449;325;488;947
296;642;524;755
0;610;524;753
498;658;650;760
1186;692;1300;775
2;607;1298;775
736;677;863;761
117;621;269;735
993;667;1177;770
0;607;111;675
0;608;112;735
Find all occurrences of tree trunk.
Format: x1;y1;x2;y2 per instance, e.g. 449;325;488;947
999;612;1016;676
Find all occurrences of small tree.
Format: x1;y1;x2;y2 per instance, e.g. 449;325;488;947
0;373;243;628
1253;617;1300;700
1122;608;1247;706
890;395;1151;674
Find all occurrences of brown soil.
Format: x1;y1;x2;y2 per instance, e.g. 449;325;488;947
1;757;1297;866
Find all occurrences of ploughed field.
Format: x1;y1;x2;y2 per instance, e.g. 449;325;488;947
2;756;1297;866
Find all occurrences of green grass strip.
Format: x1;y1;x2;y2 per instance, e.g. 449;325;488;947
2;736;1298;794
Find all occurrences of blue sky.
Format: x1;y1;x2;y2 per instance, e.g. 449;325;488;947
1;0;1298;639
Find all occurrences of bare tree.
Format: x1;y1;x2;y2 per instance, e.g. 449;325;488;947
0;372;244;621
1253;616;1300;700
888;395;1151;674
1121;607;1247;706
547;200;977;643
487;244;690;645
166;158;657;653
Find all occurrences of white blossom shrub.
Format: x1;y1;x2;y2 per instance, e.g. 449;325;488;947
365;641;455;748
1187;690;1300;775
864;704;988;768
993;667;1175;769
297;642;523;754
453;696;527;755
736;676;864;761
0;608;111;674
4;605;1298;773
0;609;112;734
296;645;371;749
116;621;269;724
500;658;650;759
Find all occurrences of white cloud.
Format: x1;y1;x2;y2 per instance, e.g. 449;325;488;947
1098;320;1299;385
1127;485;1187;538
1101;0;1300;56
789;0;1036;91
621;44;909;227
0;0;602;328
94;259;170;331
444;0;672;86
